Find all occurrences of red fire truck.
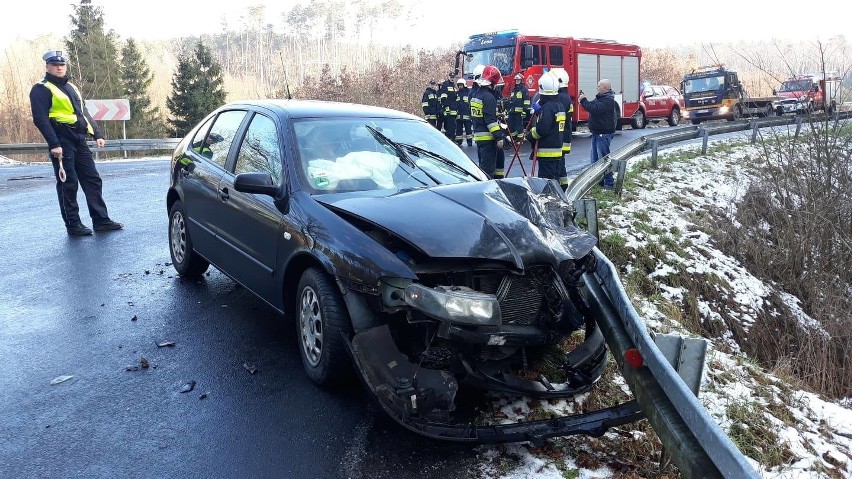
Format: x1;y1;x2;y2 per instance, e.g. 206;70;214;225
458;30;642;129
773;73;841;115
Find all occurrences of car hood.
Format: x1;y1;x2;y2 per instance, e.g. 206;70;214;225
314;177;597;269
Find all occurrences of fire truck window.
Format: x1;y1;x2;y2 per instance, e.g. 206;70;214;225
549;46;563;66
540;46;547;65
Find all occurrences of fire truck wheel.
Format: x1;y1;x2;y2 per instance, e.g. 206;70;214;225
631;110;646;129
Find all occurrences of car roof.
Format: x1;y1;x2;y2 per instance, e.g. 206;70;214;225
222;99;422;121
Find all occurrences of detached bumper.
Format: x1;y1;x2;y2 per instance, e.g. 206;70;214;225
348;324;643;443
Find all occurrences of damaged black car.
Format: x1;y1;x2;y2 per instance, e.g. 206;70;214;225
166;100;642;444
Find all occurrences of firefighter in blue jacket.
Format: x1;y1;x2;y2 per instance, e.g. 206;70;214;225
455;78;472;146
525;72;566;182
551;68;573;189
471;65;506;178
438;71;459;141
29;50;123;236
421;80;439;128
509;72;530;143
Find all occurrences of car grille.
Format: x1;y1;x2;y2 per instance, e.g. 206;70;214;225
474;266;557;325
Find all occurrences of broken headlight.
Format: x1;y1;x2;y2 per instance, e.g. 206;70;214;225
404;284;501;326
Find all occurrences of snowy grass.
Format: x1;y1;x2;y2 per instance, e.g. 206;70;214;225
477;135;852;478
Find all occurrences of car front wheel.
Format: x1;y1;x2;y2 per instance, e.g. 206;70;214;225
631;110;646;129
667;108;681;126
168;200;209;277
297;267;354;387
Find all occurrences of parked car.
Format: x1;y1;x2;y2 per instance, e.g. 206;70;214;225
166;99;640;442
632;85;685;128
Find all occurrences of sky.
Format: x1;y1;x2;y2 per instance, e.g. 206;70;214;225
1;0;848;53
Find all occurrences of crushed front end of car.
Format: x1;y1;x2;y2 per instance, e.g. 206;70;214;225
322;177;643;443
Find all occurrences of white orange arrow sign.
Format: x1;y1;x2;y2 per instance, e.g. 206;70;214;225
85;99;131;121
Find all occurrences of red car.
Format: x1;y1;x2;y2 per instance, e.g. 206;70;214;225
632;85;685;128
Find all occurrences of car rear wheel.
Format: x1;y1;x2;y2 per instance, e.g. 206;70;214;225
630;110;646;129
297;267;354;387
667;108;681;126
168;200;209;277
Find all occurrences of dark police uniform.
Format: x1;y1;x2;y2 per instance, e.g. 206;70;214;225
29;50;119;234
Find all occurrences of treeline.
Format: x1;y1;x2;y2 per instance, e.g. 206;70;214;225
0;0;849;146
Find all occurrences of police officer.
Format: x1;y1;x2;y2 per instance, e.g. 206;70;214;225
525;72;565;183
421;80;439;128
29;50;123;236
509;72;530;143
471;65;506;179
455;78;472;146
551;68;573;190
438;71;459;141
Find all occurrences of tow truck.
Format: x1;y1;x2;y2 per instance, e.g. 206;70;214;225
773;73;841;115
681;65;779;124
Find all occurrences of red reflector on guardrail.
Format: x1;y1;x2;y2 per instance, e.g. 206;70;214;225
625;348;644;368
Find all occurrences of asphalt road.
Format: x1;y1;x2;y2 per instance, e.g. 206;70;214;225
0;126;660;478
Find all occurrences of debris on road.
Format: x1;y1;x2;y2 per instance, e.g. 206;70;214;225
156;341;175;348
140;356;150;369
50;375;74;385
243;363;258;375
199;391;210;400
179;380;196;393
131;314;137;321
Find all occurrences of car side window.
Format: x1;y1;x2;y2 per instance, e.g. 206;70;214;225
189;116;215;157
234;113;282;184
653;86;665;97
205;110;247;168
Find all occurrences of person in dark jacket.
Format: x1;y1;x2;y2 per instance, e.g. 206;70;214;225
29;50;122;236
508;72;530;143
421;80;439;128
551;68;573;190
525;72;565;182
438;71;459;141
579;79;618;188
471;65;505;179
454;78;473;146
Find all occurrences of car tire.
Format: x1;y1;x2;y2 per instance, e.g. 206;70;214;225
168;200;209;277
667;108;681;126
630;110;646;129
615;105;623;131
296;267;354;387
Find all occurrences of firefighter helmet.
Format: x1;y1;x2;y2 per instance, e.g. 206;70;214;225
478;65;502;87
514;72;523;81
472;64;485;79
538;72;559;95
550;67;569;87
456;78;465;87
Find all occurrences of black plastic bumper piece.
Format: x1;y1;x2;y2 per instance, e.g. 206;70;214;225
349;324;643;444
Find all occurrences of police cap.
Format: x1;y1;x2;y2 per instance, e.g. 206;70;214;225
43;50;67;64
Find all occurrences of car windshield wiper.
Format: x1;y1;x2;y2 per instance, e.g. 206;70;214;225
397;143;481;180
365;125;440;186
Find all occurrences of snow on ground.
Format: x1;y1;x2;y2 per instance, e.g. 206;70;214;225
478;134;852;478
0;154;20;166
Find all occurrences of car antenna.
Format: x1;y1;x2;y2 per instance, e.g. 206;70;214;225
277;51;292;100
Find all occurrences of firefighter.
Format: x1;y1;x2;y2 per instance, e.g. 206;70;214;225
471;65;506;179
525;72;565;183
421;80;439;128
551;67;573;190
438;71;459;141
509;72;530;143
455;78;472;146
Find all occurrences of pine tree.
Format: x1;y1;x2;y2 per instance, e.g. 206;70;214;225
166;42;227;137
64;0;123;138
119;38;165;138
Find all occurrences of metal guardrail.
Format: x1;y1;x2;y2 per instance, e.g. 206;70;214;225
566;111;851;478
0;138;181;156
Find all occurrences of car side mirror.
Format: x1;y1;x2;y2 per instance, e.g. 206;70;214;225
772;89;777;95
234;172;278;196
643;89;654;97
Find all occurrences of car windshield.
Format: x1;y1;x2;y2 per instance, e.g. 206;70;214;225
779;80;812;92
683;75;725;94
293;117;488;194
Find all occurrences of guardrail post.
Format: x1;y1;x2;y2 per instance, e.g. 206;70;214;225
699;128;709;154
572;198;598;239
750;121;759;143
613;159;627;196
650;140;659;168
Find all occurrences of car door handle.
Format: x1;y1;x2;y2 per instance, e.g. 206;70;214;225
219;187;229;201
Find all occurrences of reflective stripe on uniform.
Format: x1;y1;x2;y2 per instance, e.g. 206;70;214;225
474;132;494;141
537;147;562;158
562;143;572;152
487;122;500;133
